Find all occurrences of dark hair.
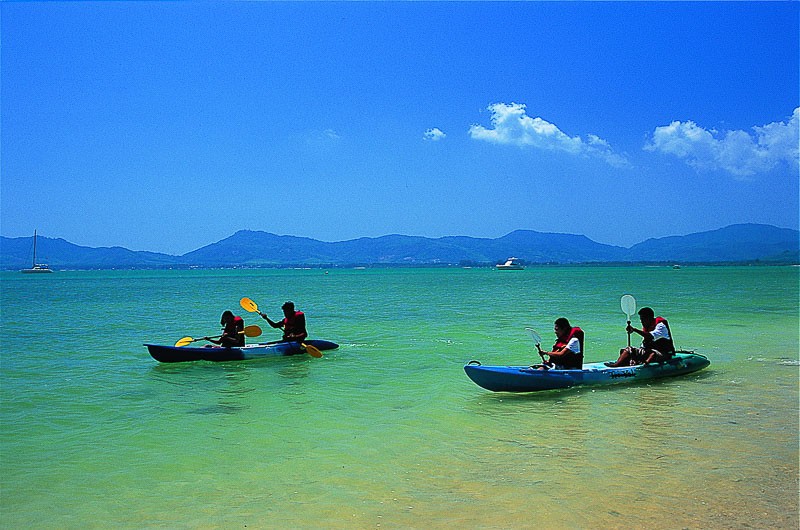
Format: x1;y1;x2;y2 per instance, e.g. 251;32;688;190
638;307;655;319
220;310;234;324
282;301;294;310
554;317;571;330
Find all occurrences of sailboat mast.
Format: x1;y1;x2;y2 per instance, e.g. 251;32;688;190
21;229;52;273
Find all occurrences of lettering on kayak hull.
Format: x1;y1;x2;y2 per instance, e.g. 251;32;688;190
609;369;636;379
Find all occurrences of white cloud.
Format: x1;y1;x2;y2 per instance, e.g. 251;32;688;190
645;108;800;178
424;127;446;141
468;102;629;167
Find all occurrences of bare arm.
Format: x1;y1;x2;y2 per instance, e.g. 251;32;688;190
259;311;284;329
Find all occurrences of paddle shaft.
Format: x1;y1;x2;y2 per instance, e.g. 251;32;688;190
627;319;632;348
525;327;546;362
176;325;261;347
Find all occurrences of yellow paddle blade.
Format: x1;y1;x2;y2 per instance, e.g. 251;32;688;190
240;297;259;313
175;336;194;347
243;325;262;337
303;343;323;358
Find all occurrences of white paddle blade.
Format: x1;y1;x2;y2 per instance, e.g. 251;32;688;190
621;294;636;318
525;327;542;347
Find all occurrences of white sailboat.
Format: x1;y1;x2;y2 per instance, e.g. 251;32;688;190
21;230;53;273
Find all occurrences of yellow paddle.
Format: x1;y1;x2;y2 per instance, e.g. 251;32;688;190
240;297;259;314
239;297;323;358
175;325;262;347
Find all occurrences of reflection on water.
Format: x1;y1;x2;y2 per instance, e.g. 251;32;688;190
150;362;258;415
274;357;312;381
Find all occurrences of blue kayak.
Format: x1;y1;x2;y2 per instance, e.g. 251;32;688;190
464;352;710;392
145;339;339;363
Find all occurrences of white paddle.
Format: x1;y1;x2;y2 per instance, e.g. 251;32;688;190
525;327;546;364
620;294;637;348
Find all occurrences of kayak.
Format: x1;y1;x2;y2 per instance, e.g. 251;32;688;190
463;352;710;392
145;339;339;363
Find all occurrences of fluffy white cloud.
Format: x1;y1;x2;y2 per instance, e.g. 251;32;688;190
423;127;446;141
468;102;629;167
645;108;800;178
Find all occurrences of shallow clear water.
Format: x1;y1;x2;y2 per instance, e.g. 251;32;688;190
2;266;798;528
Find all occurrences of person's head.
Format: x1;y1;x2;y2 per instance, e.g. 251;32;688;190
220;310;234;326
638;307;655;327
281;301;295;318
554;317;572;337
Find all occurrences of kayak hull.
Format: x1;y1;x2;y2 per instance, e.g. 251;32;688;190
145;339;339;363
464;352;710;392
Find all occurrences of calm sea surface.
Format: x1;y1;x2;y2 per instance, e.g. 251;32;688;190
1;266;798;529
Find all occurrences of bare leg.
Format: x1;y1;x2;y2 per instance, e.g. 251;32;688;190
643;349;666;365
605;347;632;367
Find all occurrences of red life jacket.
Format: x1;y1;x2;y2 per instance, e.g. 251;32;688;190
282;311;308;341
643;317;675;354
552;327;584;369
553;327;584;352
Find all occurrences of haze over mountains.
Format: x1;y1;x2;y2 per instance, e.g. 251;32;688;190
1;224;797;270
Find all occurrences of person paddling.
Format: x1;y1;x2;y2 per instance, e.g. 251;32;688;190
605;307;675;367
257;301;309;344
204;310;245;348
536;317;584;369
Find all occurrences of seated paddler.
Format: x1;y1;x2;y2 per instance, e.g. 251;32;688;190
258;300;309;344
204;310;245;348
605;306;675;367
536;317;584;369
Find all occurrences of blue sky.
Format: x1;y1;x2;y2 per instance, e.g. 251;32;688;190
2;2;798;254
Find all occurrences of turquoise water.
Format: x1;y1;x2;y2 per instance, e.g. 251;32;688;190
1;266;798;528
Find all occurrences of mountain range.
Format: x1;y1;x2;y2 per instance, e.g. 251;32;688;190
1;224;797;270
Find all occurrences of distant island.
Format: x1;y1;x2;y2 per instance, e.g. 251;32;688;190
1;223;798;270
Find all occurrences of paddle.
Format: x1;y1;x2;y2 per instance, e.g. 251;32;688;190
621;294;637;348
240;296;258;314
525;327;547;364
175;325;262;347
239;297;323;358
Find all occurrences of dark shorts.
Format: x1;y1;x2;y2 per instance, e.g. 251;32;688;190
554;352;583;369
630;347;673;362
629;347;648;362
